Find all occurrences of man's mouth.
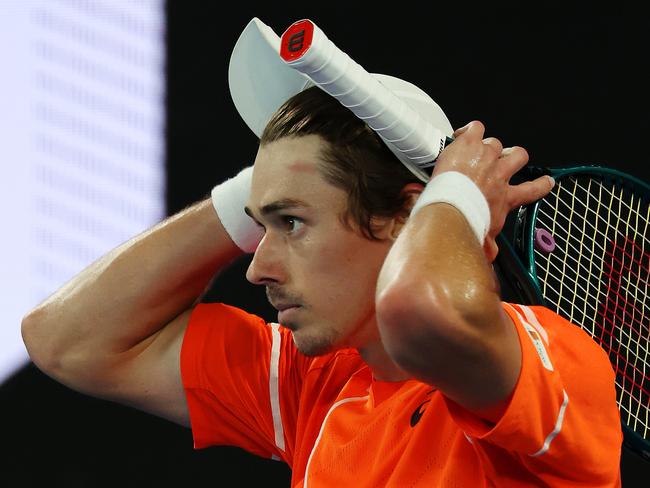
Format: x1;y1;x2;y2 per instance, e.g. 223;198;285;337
273;303;300;312
274;304;302;325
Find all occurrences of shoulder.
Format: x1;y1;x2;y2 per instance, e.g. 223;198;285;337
187;302;296;349
186;303;363;377
444;302;622;480
504;303;612;360
502;302;616;397
190;302;267;328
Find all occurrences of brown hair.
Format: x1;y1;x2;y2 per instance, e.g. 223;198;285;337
260;86;422;239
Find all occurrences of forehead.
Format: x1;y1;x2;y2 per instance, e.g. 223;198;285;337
250;135;342;209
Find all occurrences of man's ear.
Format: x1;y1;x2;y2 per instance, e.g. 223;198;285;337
401;182;425;215
372;182;425;240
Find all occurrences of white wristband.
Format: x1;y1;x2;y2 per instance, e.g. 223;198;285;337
211;166;263;253
410;171;490;244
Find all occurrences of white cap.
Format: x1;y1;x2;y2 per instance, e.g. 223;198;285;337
228;18;453;181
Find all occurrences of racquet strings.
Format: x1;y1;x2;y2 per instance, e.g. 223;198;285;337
532;174;650;442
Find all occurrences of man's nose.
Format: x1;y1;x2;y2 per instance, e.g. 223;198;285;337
245;233;285;285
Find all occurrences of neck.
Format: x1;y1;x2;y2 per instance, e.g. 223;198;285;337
357;340;411;382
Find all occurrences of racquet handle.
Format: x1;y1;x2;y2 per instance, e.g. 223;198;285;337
279;19;452;169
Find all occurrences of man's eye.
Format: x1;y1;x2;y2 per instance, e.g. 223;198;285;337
280;216;304;233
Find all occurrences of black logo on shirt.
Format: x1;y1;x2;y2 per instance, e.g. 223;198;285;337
410;388;436;427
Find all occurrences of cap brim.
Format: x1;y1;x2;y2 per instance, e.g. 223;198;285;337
229;18;311;138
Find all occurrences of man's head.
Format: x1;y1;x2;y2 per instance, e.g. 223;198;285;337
260;86;425;239
245;87;423;355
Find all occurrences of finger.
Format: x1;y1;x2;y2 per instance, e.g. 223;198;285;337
453;120;485;139
498;146;530;177
508;176;556;207
482;137;503;157
453;121;472;137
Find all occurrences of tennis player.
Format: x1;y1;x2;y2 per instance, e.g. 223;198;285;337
22;19;623;487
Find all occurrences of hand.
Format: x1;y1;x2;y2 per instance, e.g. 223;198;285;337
431;121;555;262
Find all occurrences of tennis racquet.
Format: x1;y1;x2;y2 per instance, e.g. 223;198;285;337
495;165;650;462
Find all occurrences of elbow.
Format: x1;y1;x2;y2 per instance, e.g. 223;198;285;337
21;307;58;373
376;276;497;375
376;279;453;369
21;307;41;352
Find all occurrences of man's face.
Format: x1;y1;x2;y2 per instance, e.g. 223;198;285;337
245;135;395;356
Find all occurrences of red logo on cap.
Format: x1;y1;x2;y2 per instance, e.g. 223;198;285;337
280;19;314;62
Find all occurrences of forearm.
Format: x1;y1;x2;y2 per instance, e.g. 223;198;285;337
376;123;546;414
376;203;503;367
22;197;241;368
380;201;500;311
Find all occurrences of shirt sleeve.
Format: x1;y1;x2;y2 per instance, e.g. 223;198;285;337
180;302;307;462
444;302;623;486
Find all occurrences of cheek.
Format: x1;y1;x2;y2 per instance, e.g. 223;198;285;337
302;233;387;316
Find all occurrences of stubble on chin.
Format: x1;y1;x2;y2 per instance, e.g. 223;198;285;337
290;325;337;357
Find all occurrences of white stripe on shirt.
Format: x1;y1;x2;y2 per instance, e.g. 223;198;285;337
517;304;550;345
304;395;369;488
269;323;285;452
529;389;570;457
503;303;554;371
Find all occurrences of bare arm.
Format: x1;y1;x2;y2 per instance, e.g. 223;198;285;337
21;197;242;424
376;203;519;421
376;121;554;422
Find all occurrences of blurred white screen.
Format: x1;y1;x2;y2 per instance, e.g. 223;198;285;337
0;0;165;383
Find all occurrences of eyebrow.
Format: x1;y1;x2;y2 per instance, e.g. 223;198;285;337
245;198;311;219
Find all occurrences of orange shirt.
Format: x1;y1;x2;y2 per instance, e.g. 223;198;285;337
180;302;622;487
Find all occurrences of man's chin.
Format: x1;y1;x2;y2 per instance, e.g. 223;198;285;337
290;328;336;357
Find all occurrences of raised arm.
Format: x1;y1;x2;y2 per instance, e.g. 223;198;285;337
21;167;258;426
376;121;555;423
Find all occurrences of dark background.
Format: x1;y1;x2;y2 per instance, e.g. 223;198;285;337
2;2;649;486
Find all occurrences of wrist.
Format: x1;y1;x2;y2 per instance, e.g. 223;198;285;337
410;171;490;244
211;166;263;253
